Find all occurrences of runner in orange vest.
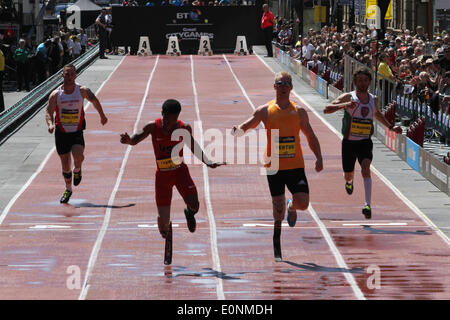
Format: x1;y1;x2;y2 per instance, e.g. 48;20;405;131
232;71;323;261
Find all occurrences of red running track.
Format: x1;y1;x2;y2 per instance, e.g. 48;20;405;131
0;54;449;300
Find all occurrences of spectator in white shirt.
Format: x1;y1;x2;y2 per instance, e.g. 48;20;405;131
71;34;82;58
78;29;88;54
307;54;324;74
302;38;316;61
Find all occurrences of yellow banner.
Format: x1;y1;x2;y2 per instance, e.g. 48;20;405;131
366;0;378;19
385;0;393;20
314;6;326;23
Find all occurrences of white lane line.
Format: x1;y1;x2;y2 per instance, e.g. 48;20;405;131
226;54;365;300
222;54;257;111
29;225;72;229
190;55;225;300
308;205;366;300
254;53;450;247
0;56;127;227
78;55;160;300
137;224;179;228
243;223;289;227
342;223;407;226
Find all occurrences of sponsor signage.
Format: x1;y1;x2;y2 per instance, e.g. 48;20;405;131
406;137;420;172
113;6;263;53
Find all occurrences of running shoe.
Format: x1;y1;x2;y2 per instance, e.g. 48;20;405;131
362;204;372;219
184;208;196;233
73;169;82;186
345;181;354;195
60;189;72;203
286;199;297;227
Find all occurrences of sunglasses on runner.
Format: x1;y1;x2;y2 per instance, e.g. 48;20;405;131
275;80;292;86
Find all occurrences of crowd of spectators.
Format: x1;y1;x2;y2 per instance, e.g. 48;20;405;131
122;0;255;6
273;23;450;116
0;26;90;95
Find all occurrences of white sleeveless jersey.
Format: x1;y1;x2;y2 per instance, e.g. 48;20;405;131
55;84;85;133
342;91;375;141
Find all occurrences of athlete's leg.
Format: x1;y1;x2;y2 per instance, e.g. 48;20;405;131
342;140;357;194
360;158;372;206
289;192;309;211
272;195;286;222
59;153;72;190
176;165;199;233
344;171;354;182
71;144;85;171
155;170;174;238
157;205;171;239
184;194;199;213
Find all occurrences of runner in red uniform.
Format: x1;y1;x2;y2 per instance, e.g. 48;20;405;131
120;99;224;243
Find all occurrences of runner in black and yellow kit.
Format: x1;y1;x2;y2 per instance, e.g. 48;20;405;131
46;64;108;203
324;68;402;219
232;72;323;261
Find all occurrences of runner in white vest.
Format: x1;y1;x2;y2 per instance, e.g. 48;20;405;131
45;64;108;203
324;68;402;219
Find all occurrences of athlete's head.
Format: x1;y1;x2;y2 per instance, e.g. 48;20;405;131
161;99;181;129
62;64;77;85
274;72;293;96
352;68;372;93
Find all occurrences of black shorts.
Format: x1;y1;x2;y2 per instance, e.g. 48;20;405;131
55;128;85;155
342;138;373;173
266;168;309;197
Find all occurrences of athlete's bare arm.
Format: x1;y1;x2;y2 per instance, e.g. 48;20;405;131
120;122;155;146
185;124;224;168
45;90;58;134
323;93;356;114
298;108;323;172
231;105;268;136
80;86;108;125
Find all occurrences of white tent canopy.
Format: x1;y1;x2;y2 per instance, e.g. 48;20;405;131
67;0;102;12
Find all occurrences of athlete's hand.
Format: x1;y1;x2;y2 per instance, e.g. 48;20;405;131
347;100;359;109
100;115;108;126
48;124;54;134
315;158;323;172
206;162;226;169
391;125;403;134
120;132;131;144
231;125;245;137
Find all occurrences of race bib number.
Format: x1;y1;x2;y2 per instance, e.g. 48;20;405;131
157;156;181;170
275;136;296;158
350;118;372;137
61;109;79;126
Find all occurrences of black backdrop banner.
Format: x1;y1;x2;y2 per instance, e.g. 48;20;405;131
111;4;264;54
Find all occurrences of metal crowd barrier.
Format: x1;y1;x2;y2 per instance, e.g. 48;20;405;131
0;44;100;144
272;47;450;196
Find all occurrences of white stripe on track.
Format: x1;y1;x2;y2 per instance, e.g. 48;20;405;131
0;56;127;227
225;54;366;300
222;55;256;111
254;53;450;247
78;55;160;300
189;55;225;300
308;205;366;300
